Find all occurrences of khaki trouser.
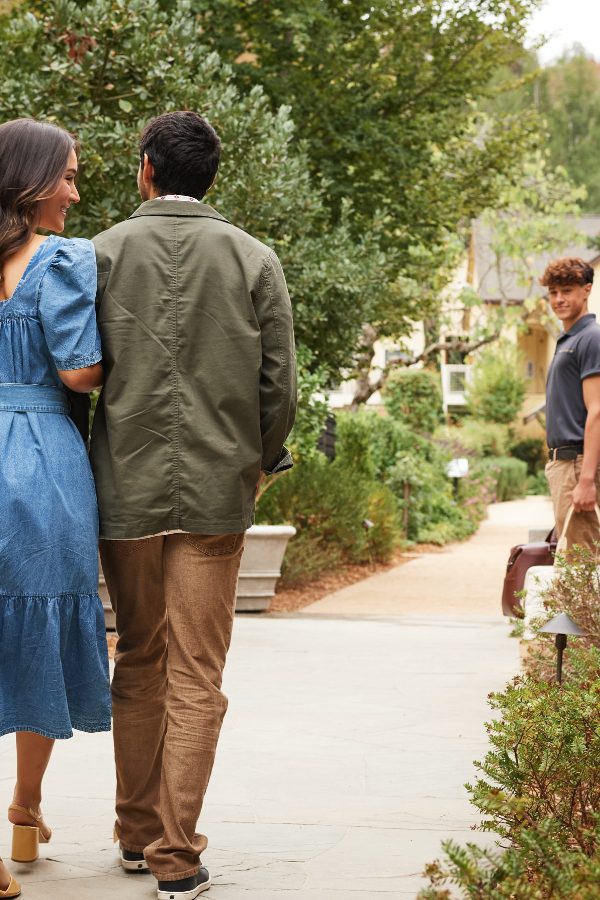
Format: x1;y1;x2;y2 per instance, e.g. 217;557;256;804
100;532;244;879
545;456;600;551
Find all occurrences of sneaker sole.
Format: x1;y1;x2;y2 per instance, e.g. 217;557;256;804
157;878;211;900
121;855;150;872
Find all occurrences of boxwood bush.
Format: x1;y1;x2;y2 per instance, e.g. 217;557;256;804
382;368;444;435
471;456;528;502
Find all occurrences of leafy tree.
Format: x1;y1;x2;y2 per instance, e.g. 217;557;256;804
0;0;383;379
536;49;600;213
189;0;541;236
484;44;600;213
173;0;547;391
350;153;585;405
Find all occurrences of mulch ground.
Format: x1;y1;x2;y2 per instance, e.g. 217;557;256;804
267;543;446;613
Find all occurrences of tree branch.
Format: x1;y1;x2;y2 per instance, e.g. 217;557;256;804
350;330;501;409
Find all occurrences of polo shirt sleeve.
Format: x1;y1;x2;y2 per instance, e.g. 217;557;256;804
577;327;600;380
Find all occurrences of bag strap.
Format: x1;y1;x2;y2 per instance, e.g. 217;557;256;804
556;503;600;554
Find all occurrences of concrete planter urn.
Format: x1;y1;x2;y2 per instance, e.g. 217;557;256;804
236;524;296;612
100;523;297;628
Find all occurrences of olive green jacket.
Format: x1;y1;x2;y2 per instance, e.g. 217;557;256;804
89;200;296;539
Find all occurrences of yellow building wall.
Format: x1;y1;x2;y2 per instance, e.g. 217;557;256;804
587;260;600;317
517;325;550;440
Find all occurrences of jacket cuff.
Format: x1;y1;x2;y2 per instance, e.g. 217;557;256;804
263;446;294;475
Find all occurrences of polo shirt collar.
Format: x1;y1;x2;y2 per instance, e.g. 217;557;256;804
557;313;596;342
128;199;228;223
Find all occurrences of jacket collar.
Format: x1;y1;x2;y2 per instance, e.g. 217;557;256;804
129;199;228;223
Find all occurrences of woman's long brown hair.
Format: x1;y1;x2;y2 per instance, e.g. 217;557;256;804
0;118;79;281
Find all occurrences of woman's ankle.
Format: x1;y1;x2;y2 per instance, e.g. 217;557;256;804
12;786;42;811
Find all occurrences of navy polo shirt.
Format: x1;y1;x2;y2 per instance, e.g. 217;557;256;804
546;313;600;448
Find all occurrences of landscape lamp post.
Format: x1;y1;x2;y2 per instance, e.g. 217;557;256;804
539;612;584;684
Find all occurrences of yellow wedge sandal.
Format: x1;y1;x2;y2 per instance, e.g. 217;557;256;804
9;804;52;863
0;873;20;898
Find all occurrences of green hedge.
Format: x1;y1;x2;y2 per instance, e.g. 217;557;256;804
472;456;528;502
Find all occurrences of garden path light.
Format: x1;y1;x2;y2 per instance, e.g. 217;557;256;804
539;612;584;684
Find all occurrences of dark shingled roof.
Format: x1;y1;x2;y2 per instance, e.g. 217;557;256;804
472;216;600;302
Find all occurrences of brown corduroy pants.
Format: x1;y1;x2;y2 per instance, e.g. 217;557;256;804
546;456;600;551
100;532;244;879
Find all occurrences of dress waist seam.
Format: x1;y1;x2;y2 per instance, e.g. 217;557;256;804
0;383;69;414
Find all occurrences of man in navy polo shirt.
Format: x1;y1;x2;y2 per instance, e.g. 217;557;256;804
542;257;600;550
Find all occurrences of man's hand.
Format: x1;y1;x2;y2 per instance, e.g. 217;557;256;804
571;476;598;512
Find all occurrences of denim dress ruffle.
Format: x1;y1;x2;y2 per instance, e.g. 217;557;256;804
0;236;111;739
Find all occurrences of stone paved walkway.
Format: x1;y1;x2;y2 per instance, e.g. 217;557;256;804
0;497;552;898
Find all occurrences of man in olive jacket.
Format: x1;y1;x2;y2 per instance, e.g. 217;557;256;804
90;112;296;900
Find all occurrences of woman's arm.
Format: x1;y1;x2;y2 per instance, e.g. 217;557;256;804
58;362;103;393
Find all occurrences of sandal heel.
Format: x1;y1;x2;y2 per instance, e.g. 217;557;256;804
11;825;39;863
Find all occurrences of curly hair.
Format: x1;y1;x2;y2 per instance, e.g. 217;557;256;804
540;257;594;288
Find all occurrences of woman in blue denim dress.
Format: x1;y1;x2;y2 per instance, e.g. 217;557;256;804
0;119;111;898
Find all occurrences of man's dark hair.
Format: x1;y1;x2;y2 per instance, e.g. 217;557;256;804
540;257;594;288
139;111;221;200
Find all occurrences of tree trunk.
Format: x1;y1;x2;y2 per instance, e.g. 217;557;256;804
350;324;380;409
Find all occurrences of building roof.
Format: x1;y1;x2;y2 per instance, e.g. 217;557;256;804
471;215;600;302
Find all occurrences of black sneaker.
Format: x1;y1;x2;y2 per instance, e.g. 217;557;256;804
157;867;211;900
120;845;149;872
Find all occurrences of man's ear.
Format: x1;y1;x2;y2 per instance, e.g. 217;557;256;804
142;153;155;187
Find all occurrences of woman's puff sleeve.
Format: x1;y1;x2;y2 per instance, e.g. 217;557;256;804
38;238;102;371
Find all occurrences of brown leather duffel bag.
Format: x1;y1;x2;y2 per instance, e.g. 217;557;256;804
501;527;557;617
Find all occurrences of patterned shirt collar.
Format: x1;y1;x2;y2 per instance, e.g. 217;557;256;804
156;194;201;203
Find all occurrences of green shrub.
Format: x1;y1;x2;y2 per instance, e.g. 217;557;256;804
468;342;526;424
456;465;497;526
468;662;600;848
420;651;600;898
510;436;547;475
472;456;528;501
436;420;512;457
336;410;490;544
256;454;401;586
420;818;600;899
335;410;439;477
525;547;600;681
382;368;444;435
364;484;403;560
260;407;494;590
276;531;344;586
526;470;549;495
420;548;600;899
286;346;330;462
